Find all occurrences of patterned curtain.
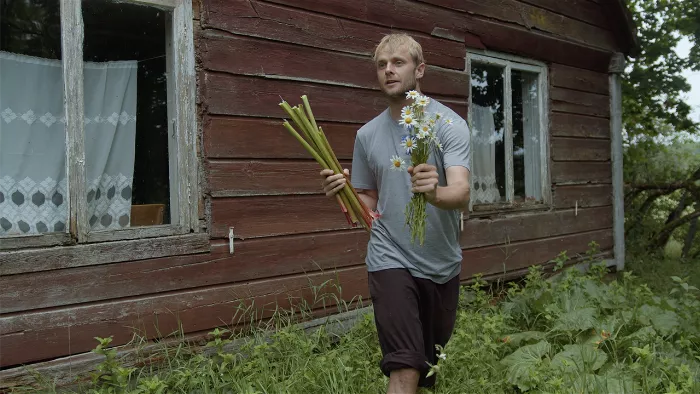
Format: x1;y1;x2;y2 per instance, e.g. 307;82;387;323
471;104;502;204
0;51;138;236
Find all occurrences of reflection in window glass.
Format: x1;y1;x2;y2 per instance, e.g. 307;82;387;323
512;70;542;202
470;63;506;204
82;0;172;231
0;1;68;236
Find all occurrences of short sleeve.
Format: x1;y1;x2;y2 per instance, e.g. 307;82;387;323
350;133;376;190
440;117;471;171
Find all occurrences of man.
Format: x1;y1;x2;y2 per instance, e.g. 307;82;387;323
320;34;471;394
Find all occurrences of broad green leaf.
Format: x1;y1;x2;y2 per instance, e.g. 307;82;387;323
502;331;547;347
500;340;551;391
637;304;680;336
624;326;658;345
552;307;598;332
552;344;608;374
572;373;642;394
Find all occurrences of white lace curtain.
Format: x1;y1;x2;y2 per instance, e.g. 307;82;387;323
0;51;138;236
471;97;541;204
471;104;502;204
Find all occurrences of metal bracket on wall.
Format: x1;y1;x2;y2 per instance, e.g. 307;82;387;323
229;227;235;254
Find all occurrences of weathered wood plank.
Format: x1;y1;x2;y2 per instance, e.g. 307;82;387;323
0;233;211;276
553;184;612;208
551;162;612;184
550;63;609;95
200;32;469;97
415;0;617;50
221;0;614;72
518;0;609;28
0;233;72;251
460;228;613;277
0;266;370;368
203;116;359;160
207;159;351;197
60;0;88;241
199;0;466;70
550;112;609;139
461;206;612;249
551;87;610;118
210;195;351;238
1;231;369;313
551;137;611;162
202;72;468;122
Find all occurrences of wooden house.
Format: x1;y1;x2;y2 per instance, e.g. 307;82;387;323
0;0;637;386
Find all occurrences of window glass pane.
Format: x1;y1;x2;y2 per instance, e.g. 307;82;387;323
1;1;68;236
511;69;542;203
470;62;506;204
82;0;173;232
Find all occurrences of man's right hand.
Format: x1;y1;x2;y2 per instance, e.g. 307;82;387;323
320;168;349;197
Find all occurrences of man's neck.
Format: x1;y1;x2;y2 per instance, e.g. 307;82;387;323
387;88;422;120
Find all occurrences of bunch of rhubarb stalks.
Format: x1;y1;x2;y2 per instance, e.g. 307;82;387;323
279;95;377;231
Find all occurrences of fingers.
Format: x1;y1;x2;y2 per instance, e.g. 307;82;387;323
320;169;349;196
411;170;439;183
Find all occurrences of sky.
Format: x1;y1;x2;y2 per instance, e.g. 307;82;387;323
676;37;700;124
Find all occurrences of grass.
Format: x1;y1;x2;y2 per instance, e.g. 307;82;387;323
10;246;700;394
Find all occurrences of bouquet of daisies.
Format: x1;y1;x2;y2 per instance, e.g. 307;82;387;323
391;90;449;245
279;95;378;232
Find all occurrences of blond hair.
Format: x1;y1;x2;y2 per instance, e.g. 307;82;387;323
373;33;425;67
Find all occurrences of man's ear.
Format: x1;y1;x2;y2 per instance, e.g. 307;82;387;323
415;62;426;79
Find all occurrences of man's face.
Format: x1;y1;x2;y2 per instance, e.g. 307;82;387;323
375;45;425;99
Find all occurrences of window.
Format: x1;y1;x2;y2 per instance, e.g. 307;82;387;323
466;51;550;211
0;0;198;249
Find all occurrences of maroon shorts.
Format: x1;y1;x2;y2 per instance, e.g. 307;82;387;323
368;268;460;388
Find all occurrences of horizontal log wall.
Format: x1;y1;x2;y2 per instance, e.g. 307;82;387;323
1;0;620;371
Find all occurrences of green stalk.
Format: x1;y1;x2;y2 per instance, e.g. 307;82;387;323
301;95;319;134
282;121;329;169
281;102;319;152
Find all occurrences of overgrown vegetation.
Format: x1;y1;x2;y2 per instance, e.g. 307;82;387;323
12;246;699;394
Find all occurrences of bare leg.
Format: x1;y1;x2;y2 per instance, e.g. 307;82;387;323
387;368;420;394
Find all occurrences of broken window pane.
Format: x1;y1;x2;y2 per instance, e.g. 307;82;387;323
470;63;506;204
82;0;172;231
512;70;542;203
1;1;68;236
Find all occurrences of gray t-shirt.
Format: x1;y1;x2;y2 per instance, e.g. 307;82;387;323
351;98;471;284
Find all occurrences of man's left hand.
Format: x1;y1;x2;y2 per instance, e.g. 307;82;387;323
408;164;439;202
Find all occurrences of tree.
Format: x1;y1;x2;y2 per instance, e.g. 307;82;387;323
624;0;700;257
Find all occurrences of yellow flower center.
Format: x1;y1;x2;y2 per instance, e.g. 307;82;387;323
405;117;413;124
393;160;401;167
406;140;413;147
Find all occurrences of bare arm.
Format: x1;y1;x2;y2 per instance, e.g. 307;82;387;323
356;189;378;211
409;164;470;210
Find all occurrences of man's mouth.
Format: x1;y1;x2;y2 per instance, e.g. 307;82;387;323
386;80;399;86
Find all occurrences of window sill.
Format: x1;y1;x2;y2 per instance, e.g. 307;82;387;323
0;232;73;251
468;201;551;219
0;232;210;276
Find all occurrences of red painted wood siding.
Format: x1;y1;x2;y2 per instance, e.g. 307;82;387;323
1;0;622;371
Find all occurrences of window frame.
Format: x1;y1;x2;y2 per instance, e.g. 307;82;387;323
0;0;199;251
465;50;552;213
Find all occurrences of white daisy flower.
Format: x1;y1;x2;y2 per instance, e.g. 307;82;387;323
399;114;416;129
401;135;417;153
406;90;420;100
390;155;406;171
436;141;444;151
435;112;444;120
416;96;430;107
445;118;454;125
401;106;413;118
417;123;431;139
